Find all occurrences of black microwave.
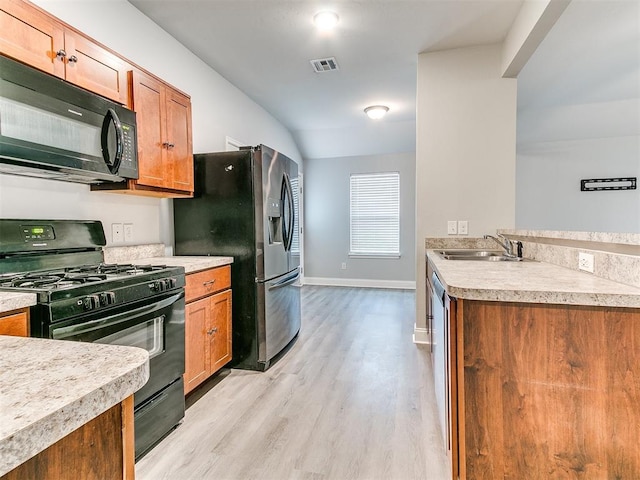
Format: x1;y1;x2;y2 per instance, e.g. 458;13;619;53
0;55;138;184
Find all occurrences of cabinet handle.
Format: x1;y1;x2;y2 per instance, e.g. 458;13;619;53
203;279;216;287
68;55;78;64
207;327;218;335
162;142;176;149
56;49;66;60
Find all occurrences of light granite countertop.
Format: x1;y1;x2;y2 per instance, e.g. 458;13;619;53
0;292;37;315
0;336;149;476
427;251;640;308
131;256;233;274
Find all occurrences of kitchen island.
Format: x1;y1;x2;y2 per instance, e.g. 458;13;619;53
0;336;149;479
426;250;640;479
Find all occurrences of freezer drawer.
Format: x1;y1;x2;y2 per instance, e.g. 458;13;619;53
258;268;301;365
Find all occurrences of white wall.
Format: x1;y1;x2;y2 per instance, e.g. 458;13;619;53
1;0;301;247
304;152;415;287
415;44;517;333
515;0;640;233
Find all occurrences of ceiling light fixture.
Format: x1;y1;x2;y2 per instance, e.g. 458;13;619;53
364;105;389;120
313;11;339;30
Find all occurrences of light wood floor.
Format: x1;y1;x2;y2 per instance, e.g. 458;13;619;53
136;286;451;480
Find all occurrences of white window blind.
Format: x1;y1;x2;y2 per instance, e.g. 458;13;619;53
350;172;400;256
290;176;300;254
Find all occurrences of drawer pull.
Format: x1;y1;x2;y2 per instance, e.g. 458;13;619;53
203;279;216;287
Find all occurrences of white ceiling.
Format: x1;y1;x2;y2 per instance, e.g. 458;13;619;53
518;0;640;110
128;0;524;158
126;0;639;159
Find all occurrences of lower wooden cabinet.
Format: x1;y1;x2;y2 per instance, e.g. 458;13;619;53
1;396;135;480
0;308;29;336
184;266;232;394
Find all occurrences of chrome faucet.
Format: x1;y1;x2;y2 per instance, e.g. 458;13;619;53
484;233;517;257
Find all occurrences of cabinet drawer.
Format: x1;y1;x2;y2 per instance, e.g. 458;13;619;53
0;308;29;336
185;265;231;302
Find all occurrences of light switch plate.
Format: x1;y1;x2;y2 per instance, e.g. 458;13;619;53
447;221;458;235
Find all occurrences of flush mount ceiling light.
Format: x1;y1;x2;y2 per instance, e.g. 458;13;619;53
364;105;389;120
313;11;339;30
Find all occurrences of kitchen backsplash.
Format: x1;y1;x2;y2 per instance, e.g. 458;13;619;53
103;244;165;264
426;230;640;289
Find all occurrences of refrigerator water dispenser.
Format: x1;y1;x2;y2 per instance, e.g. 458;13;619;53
267;197;283;244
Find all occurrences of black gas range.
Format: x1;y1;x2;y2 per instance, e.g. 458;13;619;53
0;219;186;459
0;261;184;334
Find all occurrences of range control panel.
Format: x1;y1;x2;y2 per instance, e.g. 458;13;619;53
21;225;55;241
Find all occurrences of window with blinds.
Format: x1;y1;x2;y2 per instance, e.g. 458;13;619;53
290;176;300;254
349;172;400;256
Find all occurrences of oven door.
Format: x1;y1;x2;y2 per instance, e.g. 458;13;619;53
49;289;185;406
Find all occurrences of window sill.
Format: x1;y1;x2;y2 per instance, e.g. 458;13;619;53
348;253;401;259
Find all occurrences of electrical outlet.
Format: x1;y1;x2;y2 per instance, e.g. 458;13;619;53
341;262;347;270
458;220;468;235
124;223;133;242
578;252;594;273
447;221;458;235
111;223;123;243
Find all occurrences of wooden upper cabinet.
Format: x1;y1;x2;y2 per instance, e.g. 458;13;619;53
121;69;194;196
0;0;64;77
63;31;129;105
166;89;194;192
132;71;167;189
0;0;129;104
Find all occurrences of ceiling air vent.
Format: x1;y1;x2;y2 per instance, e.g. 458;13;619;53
310;57;339;73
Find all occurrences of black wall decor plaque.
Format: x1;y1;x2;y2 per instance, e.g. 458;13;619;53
580;177;637;192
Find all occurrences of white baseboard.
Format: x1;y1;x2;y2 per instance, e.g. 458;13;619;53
413;325;431;345
303;277;415;290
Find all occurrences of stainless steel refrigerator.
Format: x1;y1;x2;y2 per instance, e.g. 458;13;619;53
174;145;300;371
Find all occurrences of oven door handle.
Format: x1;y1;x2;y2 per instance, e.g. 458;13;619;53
52;291;183;340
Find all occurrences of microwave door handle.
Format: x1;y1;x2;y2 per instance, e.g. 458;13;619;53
101;108;124;174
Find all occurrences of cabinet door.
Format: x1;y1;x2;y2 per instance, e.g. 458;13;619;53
0;0;64;77
64;32;129;104
209;290;232;374
165;89;193;192
0;309;29;336
131;71;167;188
184;297;209;394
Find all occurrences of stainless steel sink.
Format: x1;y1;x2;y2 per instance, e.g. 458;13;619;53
435;249;527;261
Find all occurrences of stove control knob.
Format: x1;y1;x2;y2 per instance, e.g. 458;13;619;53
83;295;100;310
150;281;166;292
99;292;112;306
107;291;116;304
168;278;177;288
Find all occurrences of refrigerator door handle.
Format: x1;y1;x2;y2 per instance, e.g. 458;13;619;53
284;173;295;252
280;174;289;250
268;269;299;290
